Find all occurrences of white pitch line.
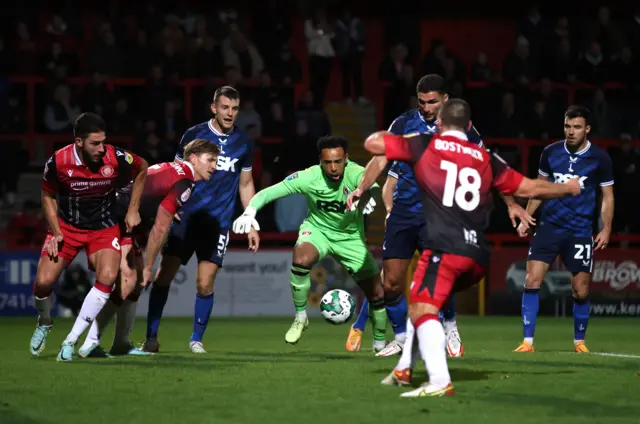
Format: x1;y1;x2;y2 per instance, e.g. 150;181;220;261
589;352;640;359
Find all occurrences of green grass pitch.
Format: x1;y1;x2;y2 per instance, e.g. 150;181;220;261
1;316;638;424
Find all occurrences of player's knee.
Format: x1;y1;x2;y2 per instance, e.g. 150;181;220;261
524;272;543;289
292;251;316;268
96;266;119;285
196;274;215;296
382;274;404;296
408;302;439;324
572;276;590;299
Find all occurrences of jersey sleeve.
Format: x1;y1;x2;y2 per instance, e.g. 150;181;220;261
597;149;614;187
159;179;194;215
491;153;525;195
538;146;551;177
175;127;198;161
240;136;255;172
42;154;58;195
466;126;484;148
387;116;407;135
383;133;430;164
249;169;313;211
388;161;400;178
114;146;144;181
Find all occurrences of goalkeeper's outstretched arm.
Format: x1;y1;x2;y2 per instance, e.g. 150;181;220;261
233;172;306;234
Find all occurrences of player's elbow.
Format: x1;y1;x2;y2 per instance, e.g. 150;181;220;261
364;131;388;155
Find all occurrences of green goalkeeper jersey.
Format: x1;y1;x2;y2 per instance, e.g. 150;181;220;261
249;161;378;235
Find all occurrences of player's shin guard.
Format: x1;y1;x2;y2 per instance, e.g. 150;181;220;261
290;263;311;313
191;292;214;342
572;296;590;342
369;299;388;344
384;293;407;342
353;298;369;331
146;284;170;340
415;314;451;388
65;282;112;344
521;288;540;344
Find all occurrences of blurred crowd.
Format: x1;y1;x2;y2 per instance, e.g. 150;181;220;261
1;3;639;246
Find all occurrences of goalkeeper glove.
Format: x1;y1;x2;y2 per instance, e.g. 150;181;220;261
232;207;261;234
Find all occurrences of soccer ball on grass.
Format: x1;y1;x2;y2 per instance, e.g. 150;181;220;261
320;289;355;325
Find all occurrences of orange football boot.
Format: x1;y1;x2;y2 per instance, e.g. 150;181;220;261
346;326;363;352
513;341;535;352
574;341;590;353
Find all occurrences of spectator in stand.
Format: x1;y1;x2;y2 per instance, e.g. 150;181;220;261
610;133;639;233
222;25;265;82
158;100;187;136
542;37;577;83
609;46;639;85
235;96;263;134
584;6;624;58
470;52;493;82
304;8;335;106
422;39;447;76
189;32;224;78
577;42;608;84
14;22;37;73
626;7;640;55
88;26;123;76
263;101;288;139
379;42;413;127
489;91;524;138
251;2;292;68
41;41;76;77
502;35;538;85
81;73;113;117
109;97;136;135
281;118;318;174
295;90;331;139
270;44;302;88
334;8;367;105
587;88;620;138
123;30;154;77
43;84;80;133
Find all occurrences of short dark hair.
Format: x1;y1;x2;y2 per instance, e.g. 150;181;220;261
438;98;471;130
317;135;348;154
213;86;240;103
183;139;221;158
416;74;446;95
74;113;106;140
564;105;591;126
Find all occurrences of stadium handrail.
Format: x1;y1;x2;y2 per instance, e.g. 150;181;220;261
2;76;638;173
1;76;295;156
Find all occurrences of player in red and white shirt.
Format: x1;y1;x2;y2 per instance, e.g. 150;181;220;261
78;139;220;357
30;113;148;362
364;99;582;397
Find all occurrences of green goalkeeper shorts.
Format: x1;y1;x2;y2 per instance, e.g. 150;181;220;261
296;222;379;281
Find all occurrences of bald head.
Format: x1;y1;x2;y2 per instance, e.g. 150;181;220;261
438;98;471;132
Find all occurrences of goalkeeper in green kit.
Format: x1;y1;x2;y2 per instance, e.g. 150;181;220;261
232;136;388;350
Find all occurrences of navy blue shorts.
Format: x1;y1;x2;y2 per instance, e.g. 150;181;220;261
528;222;593;274
382;214;425;260
163;209;229;266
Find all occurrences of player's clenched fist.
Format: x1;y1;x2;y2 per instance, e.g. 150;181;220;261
232;206;261;234
565;177;582;196
346;188;362;210
46;234;64;259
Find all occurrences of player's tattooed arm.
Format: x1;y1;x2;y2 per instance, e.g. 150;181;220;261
142;206;173;286
594;185;614;250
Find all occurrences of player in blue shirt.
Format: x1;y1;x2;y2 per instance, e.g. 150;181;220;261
346;74;532;358
514;105;614;353
142;86;259;354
